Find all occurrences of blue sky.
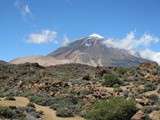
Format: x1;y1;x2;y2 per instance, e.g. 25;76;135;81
1;0;160;62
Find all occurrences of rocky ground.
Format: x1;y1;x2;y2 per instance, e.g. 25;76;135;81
0;62;159;120
0;97;84;120
0;97;42;120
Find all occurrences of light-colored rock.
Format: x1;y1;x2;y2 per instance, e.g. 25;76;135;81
149;111;160;120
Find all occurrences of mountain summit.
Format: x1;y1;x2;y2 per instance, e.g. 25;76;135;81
48;34;148;67
88;33;104;39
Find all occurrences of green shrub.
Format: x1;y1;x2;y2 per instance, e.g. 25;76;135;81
115;67;129;75
144;82;156;92
56;107;74;117
51;96;82;117
0;107;15;118
30;96;44;105
85;97;137;120
113;84;120;88
102;74;122;87
148;94;160;105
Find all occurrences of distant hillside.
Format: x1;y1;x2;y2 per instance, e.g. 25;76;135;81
0;60;7;64
10;56;71;66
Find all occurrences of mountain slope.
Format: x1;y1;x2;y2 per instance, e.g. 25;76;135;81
10;56;70;66
48;34;148;67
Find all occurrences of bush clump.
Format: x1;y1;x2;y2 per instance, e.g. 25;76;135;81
144;82;157;92
85;97;137;120
30;95;44;105
0;107;16;118
51;96;81;117
115;67;129;75
102;74;122;87
56;107;74;117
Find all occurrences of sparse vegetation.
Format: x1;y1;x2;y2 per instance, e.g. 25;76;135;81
115;67;129;75
0;62;160;119
148;94;160;105
30;95;44;105
102;74;122;87
56;107;74;117
0;107;16;118
144;82;157;92
0;106;27;119
85;97;137;120
51;96;82;117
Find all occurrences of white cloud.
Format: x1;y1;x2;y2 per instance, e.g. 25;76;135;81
103;32;159;51
23;5;31;14
103;31;160;64
140;49;160;64
62;35;70;46
139;34;159;46
15;0;31;16
27;30;57;44
103;32;137;50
